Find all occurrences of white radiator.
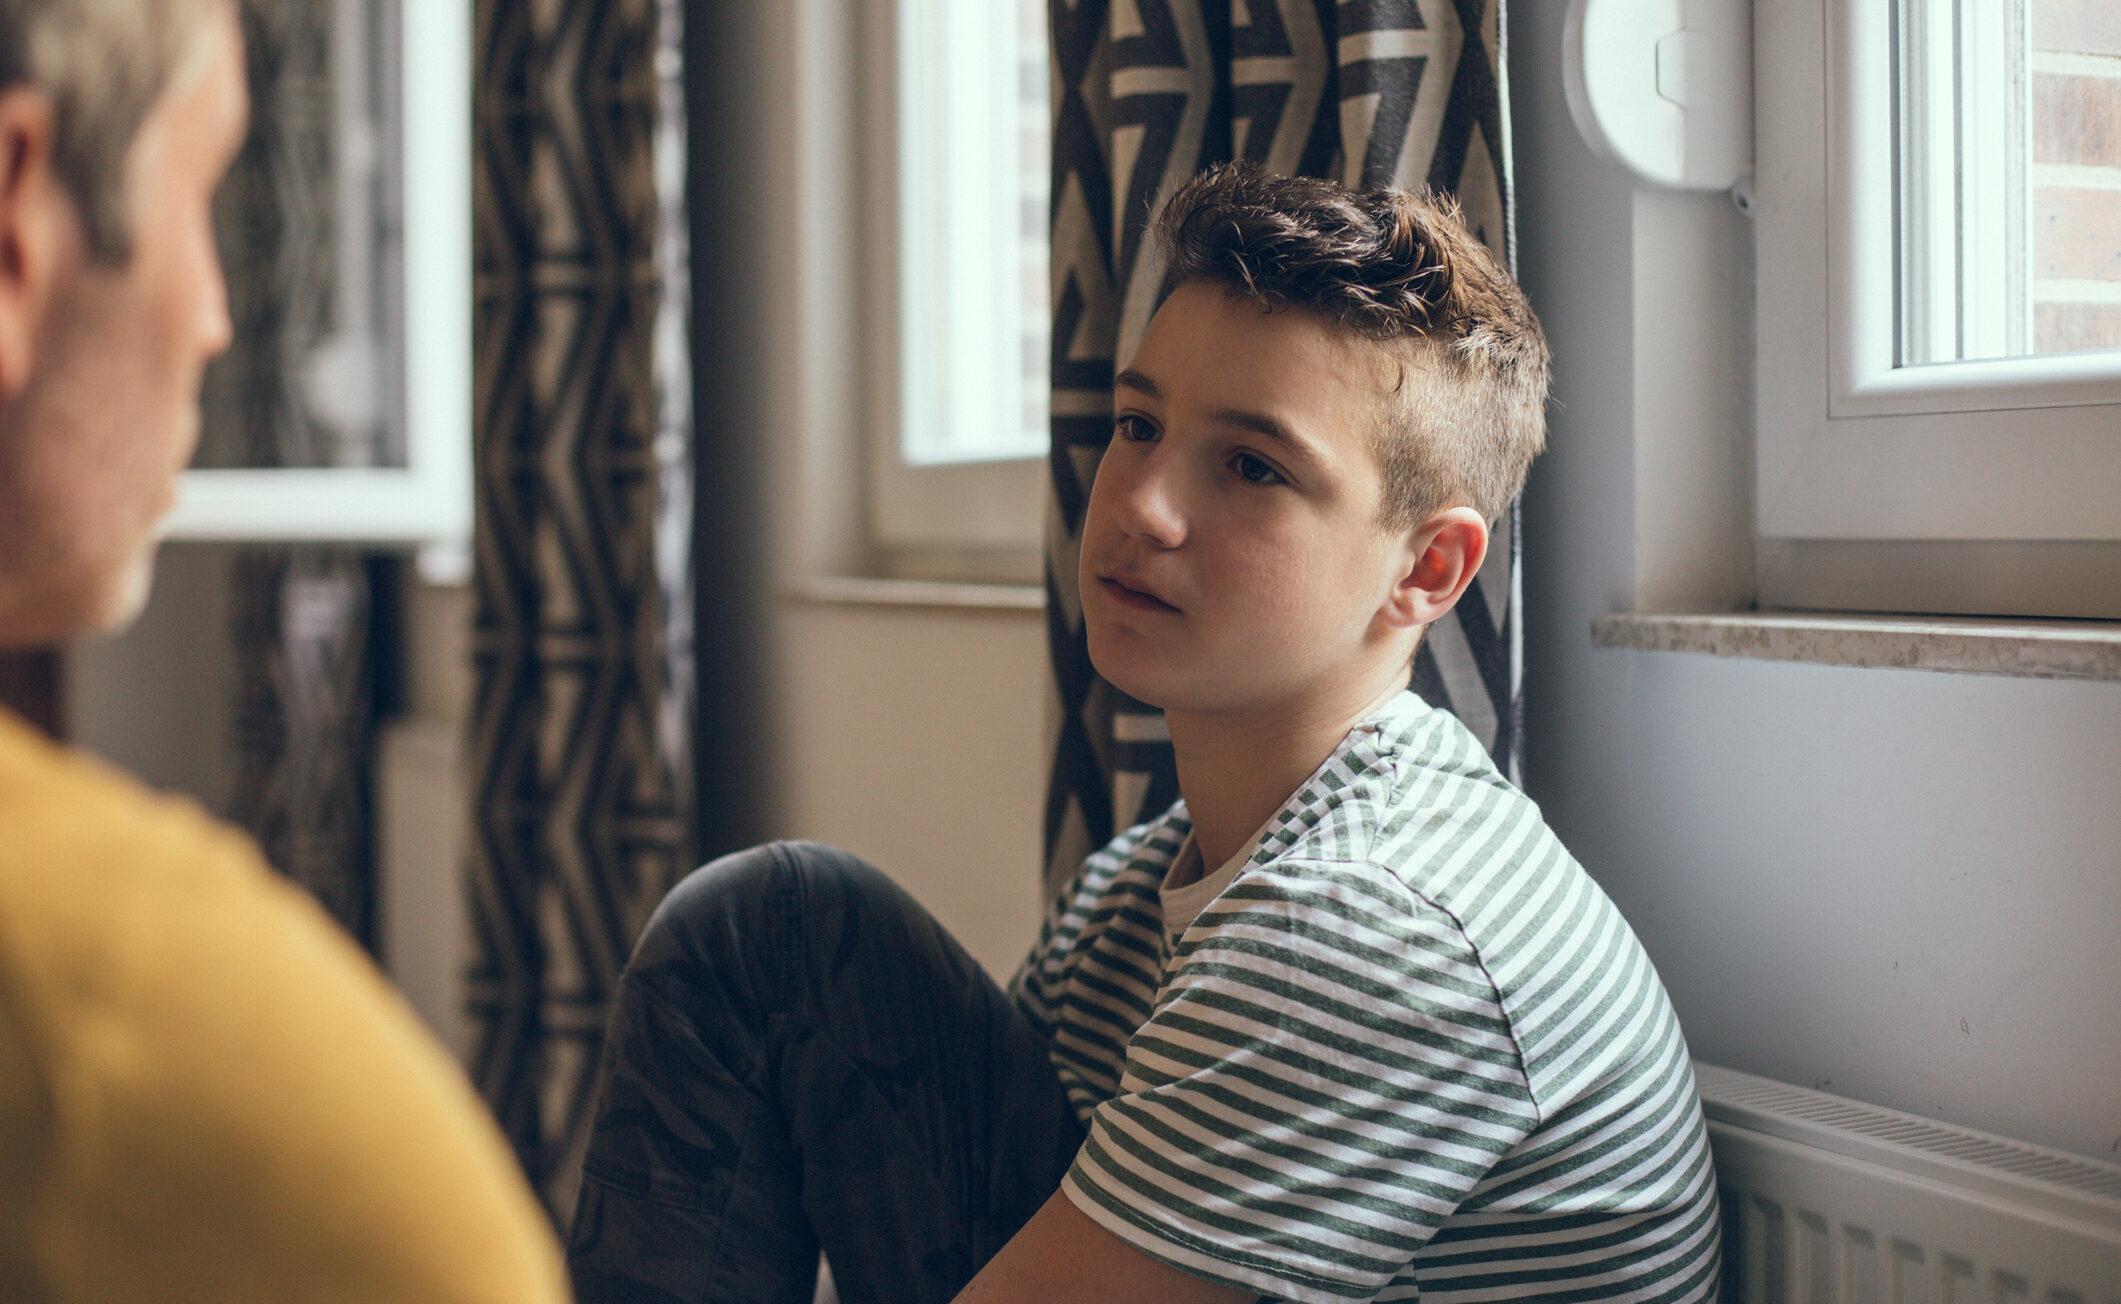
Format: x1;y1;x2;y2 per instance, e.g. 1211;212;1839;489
1696;1063;2121;1304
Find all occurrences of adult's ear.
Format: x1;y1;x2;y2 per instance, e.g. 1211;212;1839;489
1379;504;1490;631
0;86;66;400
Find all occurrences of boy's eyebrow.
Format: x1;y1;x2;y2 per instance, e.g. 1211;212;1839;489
1114;367;1316;458
1113;368;1161;400
1207;405;1311;457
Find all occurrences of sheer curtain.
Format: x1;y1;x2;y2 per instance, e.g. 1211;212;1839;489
1044;0;1525;891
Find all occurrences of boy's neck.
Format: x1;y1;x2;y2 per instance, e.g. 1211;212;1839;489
1168;677;1409;872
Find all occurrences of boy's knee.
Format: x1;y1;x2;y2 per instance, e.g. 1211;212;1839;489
632;841;891;972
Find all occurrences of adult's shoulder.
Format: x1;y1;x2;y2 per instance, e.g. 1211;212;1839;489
0;707;268;901
0;707;308;1002
0;710;569;1303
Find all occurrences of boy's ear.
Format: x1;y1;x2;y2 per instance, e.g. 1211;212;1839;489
1379;505;1489;631
0;87;66;400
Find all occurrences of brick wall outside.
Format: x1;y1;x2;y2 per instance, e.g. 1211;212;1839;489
2031;0;2121;353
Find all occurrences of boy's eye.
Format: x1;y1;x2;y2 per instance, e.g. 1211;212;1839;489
1232;452;1285;485
1113;414;1156;443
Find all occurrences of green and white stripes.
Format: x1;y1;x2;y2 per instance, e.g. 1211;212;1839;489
1011;693;1721;1302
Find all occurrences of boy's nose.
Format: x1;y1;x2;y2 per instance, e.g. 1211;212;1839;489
1112;454;1187;548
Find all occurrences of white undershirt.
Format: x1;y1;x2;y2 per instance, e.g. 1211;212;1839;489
1159;824;1267;950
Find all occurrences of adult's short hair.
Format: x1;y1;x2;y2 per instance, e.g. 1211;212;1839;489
0;0;229;261
1155;162;1551;529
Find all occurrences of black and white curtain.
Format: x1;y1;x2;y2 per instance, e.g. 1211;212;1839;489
468;0;695;1216
202;0;692;1220
1044;0;1523;890
214;0;396;953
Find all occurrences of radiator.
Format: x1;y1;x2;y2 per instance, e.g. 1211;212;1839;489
1696;1063;2121;1303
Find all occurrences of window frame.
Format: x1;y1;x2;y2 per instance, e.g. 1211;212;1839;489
1753;0;2121;618
852;0;1046;580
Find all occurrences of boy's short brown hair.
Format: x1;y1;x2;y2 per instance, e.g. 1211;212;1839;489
1155;163;1550;529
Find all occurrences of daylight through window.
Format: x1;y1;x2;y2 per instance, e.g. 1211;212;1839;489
897;0;1051;466
1896;0;2121;365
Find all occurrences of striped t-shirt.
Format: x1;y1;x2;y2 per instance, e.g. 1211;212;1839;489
1011;692;1722;1302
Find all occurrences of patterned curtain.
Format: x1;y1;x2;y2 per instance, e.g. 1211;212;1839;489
469;0;695;1216
230;550;391;951
215;0;396;952
1045;0;1523;890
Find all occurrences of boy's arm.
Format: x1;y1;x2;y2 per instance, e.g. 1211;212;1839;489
954;1190;1258;1304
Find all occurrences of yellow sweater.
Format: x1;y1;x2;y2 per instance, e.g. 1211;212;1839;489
0;708;570;1303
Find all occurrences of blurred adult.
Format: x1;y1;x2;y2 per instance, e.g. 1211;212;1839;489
0;1;569;1298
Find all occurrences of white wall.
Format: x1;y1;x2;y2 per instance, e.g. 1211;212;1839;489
732;0;1054;985
768;600;1048;982
69;543;243;818
1511;1;2121;1165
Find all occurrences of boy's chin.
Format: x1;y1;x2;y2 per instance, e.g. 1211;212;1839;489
1089;658;1250;721
1084;644;1175;713
1093;667;1168;712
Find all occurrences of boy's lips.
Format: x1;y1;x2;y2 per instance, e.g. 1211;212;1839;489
1098;570;1179;614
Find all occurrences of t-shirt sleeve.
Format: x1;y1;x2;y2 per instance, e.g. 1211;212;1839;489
1059;859;1540;1304
1009;822;1152;1037
1008;882;1067;1034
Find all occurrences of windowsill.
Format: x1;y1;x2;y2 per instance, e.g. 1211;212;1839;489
781;574;1045;614
1591;611;2121;682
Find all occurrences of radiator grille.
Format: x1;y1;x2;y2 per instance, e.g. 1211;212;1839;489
1695;1063;2121;1304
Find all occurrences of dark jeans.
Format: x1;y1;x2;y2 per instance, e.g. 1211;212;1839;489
567;842;1087;1304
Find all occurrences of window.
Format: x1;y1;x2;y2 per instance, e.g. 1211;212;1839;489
1895;0;2028;366
897;0;1050;467
163;0;470;579
1897;0;2121;366
860;0;1051;580
1754;0;2121;618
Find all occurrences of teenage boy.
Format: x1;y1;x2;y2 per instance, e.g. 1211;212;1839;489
0;1;566;1297
569;164;1722;1303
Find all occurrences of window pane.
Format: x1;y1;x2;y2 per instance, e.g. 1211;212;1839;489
898;0;1051;466
1896;0;2121;365
196;0;405;470
2029;0;2121;354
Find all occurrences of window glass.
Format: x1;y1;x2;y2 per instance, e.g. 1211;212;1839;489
897;0;1050;466
1896;0;2121;365
197;0;405;471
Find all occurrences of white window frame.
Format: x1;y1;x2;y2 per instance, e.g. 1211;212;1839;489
160;0;471;568
854;0;1047;581
1754;0;2121;618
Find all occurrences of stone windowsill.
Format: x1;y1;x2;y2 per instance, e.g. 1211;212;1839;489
778;592;2121;679
1592;611;2121;682
781;574;1045;613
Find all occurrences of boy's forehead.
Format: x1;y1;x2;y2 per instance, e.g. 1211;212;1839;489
1128;281;1414;411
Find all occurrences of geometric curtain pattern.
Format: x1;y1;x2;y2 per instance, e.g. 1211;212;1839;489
212;2;396;949
468;0;695;1218
229;549;389;953
1044;0;1522;892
